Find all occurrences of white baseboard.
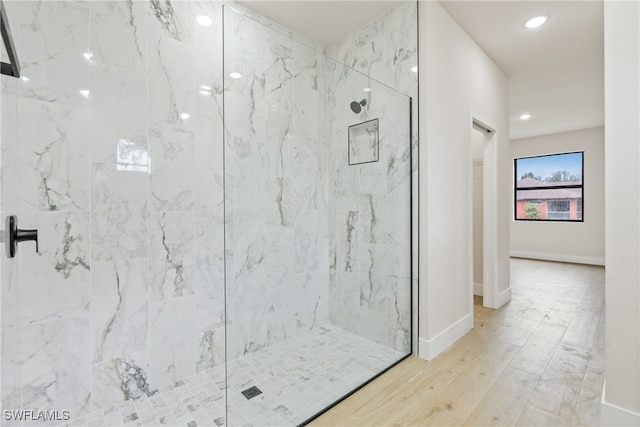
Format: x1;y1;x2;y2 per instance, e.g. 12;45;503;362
483;286;511;310
418;313;473;361
473;283;483;296
510;250;605;266
601;383;640;426
495;287;511;308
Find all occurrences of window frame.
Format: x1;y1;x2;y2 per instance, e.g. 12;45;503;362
514;151;584;223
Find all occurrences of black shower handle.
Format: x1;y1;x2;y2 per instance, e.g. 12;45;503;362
5;215;39;258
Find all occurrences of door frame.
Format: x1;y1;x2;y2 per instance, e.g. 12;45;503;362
469;114;501;310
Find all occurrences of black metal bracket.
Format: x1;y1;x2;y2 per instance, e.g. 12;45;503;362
0;0;20;78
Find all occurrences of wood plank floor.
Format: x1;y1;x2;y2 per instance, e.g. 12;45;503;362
310;258;605;426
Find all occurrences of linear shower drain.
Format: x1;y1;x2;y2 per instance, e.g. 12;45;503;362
241;385;263;400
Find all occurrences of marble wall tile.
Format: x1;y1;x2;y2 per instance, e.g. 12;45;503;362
194;121;224;223
388;277;412;352
294;210;320;273
230;212;266;289
20;212;91;325
387;209;412;280
20;316;91;425
337;210;359;274
91;163;148;262
226;305;268;360
149;34;195;126
326;2;417;102
266;307;295;347
293;273;328;334
91;350;149;410
91;65;148;166
194;251;224;332
18;98;90;212
0;91;19;212
149;212;195;301
148;296;196;390
194;2;223;220
17;1;90;107
90;1;148;72
229;2;319;52
91;259;148;364
359;175;388;244
1;246;20;330
358;243;389;313
196;326;225;372
1;326;21;426
148;123;195;212
149;0;196;45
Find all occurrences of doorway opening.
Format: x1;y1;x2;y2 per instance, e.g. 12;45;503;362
472;126;485;304
469;118;500;312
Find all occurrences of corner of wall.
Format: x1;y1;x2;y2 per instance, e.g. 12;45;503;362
417;313;473;361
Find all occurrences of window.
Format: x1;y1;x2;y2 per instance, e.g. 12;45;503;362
514;152;584;222
577;200;583;220
547;200;570;220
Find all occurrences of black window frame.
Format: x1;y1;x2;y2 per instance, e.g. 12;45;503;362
514;151;584;223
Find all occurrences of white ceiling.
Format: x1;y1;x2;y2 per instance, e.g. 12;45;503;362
236;0;604;141
439;1;604;140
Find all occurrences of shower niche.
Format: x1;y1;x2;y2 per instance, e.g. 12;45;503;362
349;118;380;165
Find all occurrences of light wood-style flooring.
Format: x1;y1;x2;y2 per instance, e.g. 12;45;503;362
310;258;605;426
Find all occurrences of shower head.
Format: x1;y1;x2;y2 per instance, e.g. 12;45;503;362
350;99;367;114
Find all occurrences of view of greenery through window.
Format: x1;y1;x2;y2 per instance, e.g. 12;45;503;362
514;152;584;221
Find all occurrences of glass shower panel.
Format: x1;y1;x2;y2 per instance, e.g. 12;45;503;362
223;6;411;425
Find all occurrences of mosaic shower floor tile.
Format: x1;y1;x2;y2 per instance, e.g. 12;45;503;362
62;325;405;427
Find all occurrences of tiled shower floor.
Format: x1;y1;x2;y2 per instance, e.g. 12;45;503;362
62;325;406;427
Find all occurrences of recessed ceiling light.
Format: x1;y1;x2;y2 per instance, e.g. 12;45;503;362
524;15;549;29
196;15;213;26
79;90;90;98
180;113;190;120
229;72;242;79
520;113;532;120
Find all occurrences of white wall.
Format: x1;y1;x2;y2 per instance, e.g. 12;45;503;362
602;1;640;424
418;1;510;360
510;127;605;266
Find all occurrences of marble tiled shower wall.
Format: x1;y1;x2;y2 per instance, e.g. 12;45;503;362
223;2;417;358
223;8;330;361
0;0;418;424
326;62;412;351
325;3;419;352
0;0;225;422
